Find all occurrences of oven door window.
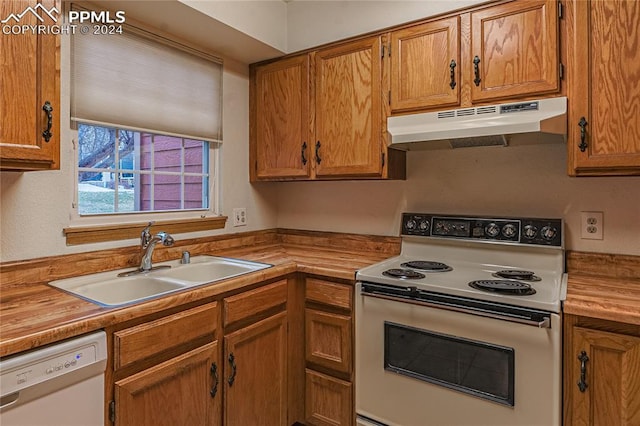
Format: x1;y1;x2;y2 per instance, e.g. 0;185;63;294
384;322;515;406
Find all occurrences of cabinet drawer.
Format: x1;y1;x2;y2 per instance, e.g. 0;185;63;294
306;308;352;374
306;278;352;311
114;302;217;370
224;280;287;326
305;369;353;426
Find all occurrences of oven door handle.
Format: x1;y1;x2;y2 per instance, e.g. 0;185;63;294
361;291;552;328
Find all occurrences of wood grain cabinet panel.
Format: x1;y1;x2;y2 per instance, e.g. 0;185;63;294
305;369;353;426
564;317;640;426
470;0;559;102
306;308;352;374
390;16;461;112
566;0;640;175
0;0;60;171
223;280;287;326
252;54;311;180
114;302;217;370
306;278;353;311
314;36;384;178
223;311;288;426
114;342;220;426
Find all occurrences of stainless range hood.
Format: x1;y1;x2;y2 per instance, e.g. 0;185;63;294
387;97;567;150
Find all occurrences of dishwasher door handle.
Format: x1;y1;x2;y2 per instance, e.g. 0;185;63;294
0;392;20;410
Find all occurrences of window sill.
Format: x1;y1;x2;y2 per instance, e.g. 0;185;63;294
63;216;227;245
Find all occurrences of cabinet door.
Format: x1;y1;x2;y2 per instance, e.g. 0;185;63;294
568;327;640;426
390;16;460;112
224;311;288;426
470;0;559;103
315;37;383;178
566;0;640;175
306;308;352;374
305;369;353;426
253;55;311;180
0;0;60;170
115;342;220;426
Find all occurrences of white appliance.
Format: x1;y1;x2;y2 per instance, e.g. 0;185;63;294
387;96;567;149
355;213;566;426
0;331;107;426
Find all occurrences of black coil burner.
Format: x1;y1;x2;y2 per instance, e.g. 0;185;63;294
382;268;426;279
400;261;452;272
469;279;537;296
492;270;541;281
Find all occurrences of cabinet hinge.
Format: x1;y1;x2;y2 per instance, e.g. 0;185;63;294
559;63;565;80
109;400;116;423
558;1;563;19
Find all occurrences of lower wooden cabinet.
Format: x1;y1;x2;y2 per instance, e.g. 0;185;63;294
223;280;289;426
114;342;220;426
223;312;288;426
306;369;353;426
109;302;220;425
304;277;354;426
564;315;640;425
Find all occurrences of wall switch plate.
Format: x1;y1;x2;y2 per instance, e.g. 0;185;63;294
233;208;247;227
581;211;603;240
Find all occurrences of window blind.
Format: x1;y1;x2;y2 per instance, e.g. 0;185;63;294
71;21;223;143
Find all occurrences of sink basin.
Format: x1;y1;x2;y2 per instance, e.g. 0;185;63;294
48;256;272;307
153;256;270;284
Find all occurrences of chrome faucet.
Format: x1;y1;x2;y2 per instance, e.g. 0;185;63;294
139;222;175;272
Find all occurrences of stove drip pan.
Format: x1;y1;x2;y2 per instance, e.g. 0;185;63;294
400;261;452;272
469;279;537;296
492;270;541;281
382;268;426;279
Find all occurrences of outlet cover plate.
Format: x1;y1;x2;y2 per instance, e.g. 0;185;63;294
580;211;603;240
233;208;247;227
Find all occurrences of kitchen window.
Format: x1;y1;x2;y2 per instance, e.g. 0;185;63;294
76;124;210;214
70;5;222;220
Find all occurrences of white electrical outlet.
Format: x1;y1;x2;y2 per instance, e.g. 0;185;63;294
233;208;247;227
580;211;603;240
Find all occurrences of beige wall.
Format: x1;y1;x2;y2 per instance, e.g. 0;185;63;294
275;143;640;255
0;33;278;262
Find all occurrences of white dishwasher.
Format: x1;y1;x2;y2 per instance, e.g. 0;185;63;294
0;331;107;426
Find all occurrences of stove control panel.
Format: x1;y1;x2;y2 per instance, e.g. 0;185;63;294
402;213;562;247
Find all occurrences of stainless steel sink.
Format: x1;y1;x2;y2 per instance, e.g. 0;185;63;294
48;256;271;307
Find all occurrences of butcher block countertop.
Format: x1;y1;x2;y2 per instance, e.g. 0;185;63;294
0;229;398;358
564;251;640;325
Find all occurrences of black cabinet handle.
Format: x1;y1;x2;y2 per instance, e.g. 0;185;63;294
578;117;588;152
473;56;481;87
301;141;308;165
228;353;237;386
577;350;589;392
449;60;457;90
210;362;219;397
42;101;53;142
315;141;322;164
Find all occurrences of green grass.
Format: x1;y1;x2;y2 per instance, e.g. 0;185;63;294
78;190;135;214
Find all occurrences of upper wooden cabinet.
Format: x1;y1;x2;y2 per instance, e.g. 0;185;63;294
250;37;405;182
389;0;560;113
470;0;559;103
314;37;384;178
566;0;640;176
252;55;311;180
0;0;60;171
390;17;461;112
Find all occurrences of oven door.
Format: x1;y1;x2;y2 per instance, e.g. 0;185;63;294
355;282;561;426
